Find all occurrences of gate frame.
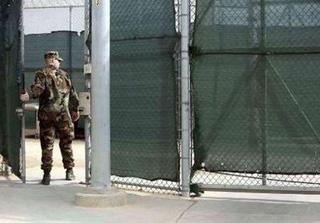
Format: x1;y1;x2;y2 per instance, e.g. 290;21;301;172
189;0;320;195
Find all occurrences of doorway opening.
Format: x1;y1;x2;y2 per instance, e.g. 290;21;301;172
23;0;86;185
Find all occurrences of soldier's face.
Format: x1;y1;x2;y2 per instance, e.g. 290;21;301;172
45;58;60;69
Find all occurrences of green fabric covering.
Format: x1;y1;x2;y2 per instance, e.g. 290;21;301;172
0;0;22;177
110;0;178;180
110;38;178;180
192;0;320;174
111;0;176;40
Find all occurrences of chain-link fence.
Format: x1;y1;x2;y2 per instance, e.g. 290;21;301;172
109;0;180;194
6;0;320;195
191;0;320;192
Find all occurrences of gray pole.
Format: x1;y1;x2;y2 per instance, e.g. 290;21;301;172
91;0;111;188
84;0;92;184
69;6;73;76
181;0;191;196
76;1;126;208
20;0;26;183
260;0;267;186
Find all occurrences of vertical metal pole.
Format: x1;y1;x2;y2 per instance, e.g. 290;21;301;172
84;0;92;184
20;0;26;183
20;111;26;183
260;0;266;50
260;0;267;186
91;0;111;188
181;0;191;196
288;4;292;27
84;0;91;65
84;117;91;183
69;6;73;76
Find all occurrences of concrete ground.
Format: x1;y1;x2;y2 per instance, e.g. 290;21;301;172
1;139;320;222
24;138;86;185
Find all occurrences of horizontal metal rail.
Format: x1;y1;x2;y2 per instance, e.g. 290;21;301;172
198;184;320;194
112;180;180;193
24;5;84;9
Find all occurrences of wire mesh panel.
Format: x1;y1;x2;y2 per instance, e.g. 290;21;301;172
0;0;22;177
191;0;320;189
110;0;180;193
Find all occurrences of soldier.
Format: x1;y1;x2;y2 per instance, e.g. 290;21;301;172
20;51;80;185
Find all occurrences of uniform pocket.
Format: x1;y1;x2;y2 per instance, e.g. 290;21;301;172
38;111;48;121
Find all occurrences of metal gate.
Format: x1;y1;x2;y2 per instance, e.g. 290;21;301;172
191;0;320;193
0;0;24;181
6;0;320;195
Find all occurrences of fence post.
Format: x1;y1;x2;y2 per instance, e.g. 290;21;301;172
75;0;126;208
91;0;111;188
180;0;191;197
84;0;92;184
69;6;73;76
260;0;267;186
19;0;26;183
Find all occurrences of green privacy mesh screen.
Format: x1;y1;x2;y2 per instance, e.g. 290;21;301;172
110;38;178;180
111;0;176;40
193;0;320;54
192;0;320;174
0;0;22;177
110;0;179;180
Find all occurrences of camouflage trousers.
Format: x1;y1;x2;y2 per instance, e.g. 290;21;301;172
39;111;75;171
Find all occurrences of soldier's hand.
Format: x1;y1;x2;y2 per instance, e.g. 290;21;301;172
71;111;80;122
20;92;30;102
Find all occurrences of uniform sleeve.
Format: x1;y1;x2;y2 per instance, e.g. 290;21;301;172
68;81;80;113
61;70;79;113
28;71;46;99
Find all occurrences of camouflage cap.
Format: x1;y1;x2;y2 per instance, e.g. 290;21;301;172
44;51;63;61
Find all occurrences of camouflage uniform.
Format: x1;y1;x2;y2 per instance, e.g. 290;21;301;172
28;63;79;172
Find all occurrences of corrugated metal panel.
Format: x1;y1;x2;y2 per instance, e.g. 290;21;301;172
24;0;84;8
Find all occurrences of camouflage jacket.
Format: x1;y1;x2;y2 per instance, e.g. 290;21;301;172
28;67;79;122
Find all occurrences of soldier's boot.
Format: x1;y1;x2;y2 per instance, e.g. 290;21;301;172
41;170;51;185
66;168;75;181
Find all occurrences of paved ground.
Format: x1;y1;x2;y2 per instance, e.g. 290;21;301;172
1;139;320;223
24;138;86;185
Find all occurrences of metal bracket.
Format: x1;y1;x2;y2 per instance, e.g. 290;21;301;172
15;107;24;117
79;92;91;116
21;103;39;138
84;63;92;75
15;106;26;183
